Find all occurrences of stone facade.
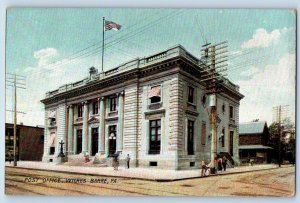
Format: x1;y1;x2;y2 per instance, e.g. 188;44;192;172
41;45;244;169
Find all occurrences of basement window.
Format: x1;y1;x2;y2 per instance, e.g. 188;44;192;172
190;162;195;167
149;161;157;166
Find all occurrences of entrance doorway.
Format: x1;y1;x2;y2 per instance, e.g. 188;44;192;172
108;125;117;155
229;131;234;155
76;129;82;154
91;128;98;155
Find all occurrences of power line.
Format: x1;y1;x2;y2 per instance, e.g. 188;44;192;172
22;11;182;79
32;11;180;73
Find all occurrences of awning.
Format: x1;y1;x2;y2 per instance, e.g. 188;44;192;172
47;133;56;147
48;111;56;118
239;145;273;150
149;86;161;97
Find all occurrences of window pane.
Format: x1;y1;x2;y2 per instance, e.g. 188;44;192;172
150;121;156;127
151;128;156;135
157;120;161;126
157;128;161;134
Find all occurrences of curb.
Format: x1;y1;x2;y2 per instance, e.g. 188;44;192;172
5;165;292;182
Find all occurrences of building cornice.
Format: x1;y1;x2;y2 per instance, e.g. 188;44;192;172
41;46;244;105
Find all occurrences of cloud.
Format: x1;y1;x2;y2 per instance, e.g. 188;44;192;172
241;28;280;49
240;66;260;77
33;48;58;67
23;66;35;73
5;47;93;126
236;53;295;124
241;27;293;49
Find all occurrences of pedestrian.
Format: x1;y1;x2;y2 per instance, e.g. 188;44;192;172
207;160;213;175
201;160;207;177
126;154;130;169
8;152;12;164
113;156;119;171
217;157;223;172
222;156;228;171
84;153;90;163
250;159;254;166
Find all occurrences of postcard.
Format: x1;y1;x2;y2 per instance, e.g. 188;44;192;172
5;8;296;196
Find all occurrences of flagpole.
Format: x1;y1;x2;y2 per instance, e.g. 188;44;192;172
102;17;105;73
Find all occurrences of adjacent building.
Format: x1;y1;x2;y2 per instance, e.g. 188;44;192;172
5;123;44;161
239;121;272;164
41;45;244;170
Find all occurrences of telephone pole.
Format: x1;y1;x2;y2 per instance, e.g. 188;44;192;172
5;73;26;166
278;106;281;167
200;41;228;173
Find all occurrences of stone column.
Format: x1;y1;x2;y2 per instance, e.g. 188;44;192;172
67;105;74;155
117;92;124;152
98;97;105;154
73;128;77;154
82;101;88;154
105;125;109;157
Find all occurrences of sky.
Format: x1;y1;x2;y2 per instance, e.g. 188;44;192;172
5;8;296;126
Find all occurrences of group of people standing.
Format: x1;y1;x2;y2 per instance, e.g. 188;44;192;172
113;154;131;171
201;156;228;177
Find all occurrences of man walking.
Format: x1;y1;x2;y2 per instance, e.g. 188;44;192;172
126;154;130;169
201;160;207;177
222;156;228;171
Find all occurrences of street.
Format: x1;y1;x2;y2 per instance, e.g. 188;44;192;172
5;166;295;196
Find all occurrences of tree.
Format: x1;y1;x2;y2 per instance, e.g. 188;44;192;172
268;120;295;164
268;122;281;163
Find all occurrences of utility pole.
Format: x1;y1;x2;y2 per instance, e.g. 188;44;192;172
13;74;17;166
278;105;281;167
5;73;26;167
200;41;228;174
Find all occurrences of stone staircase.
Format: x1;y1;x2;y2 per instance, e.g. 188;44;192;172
65;154;108;167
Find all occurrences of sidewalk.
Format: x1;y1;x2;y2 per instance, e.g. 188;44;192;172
5;161;290;181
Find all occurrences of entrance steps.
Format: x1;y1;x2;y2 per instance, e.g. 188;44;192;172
64;154;111;167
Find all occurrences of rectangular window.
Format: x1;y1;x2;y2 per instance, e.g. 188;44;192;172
50;147;55;155
201;122;206;145
149;120;161;154
149;85;161;104
110;97;117;112
188;86;194;103
78;104;83;118
76;129;82;154
149;161;157;166
229;106;234;119
188;120;194;155
92;101;99;115
221;128;225;147
108;125;117;155
229;131;234;155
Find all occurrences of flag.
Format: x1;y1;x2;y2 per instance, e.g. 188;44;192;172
105;20;122;31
